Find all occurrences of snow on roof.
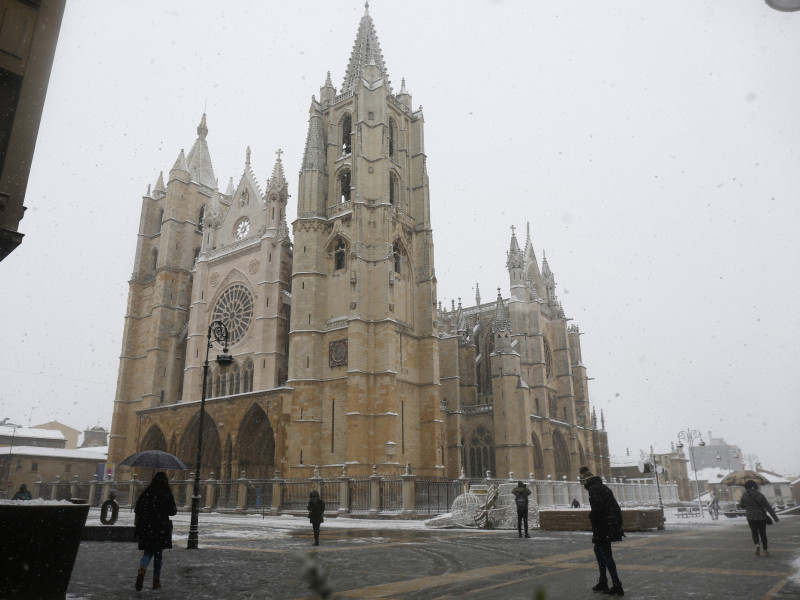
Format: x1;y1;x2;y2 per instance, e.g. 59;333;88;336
76;445;108;456
610;455;640;468
0;426;66;440
0;445;106;460
690;467;734;483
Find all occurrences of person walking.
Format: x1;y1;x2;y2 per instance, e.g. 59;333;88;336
11;484;31;500
740;480;779;556
133;472;177;591
511;481;531;538
307;490;325;546
580;466;625;596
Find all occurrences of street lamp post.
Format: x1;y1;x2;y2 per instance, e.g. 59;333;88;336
645;445;664;510
676;428;706;518
187;320;234;550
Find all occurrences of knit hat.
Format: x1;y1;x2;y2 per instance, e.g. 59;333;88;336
578;466;594;481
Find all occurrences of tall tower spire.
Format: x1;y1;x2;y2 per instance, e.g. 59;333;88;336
341;2;392;93
290;4;438;476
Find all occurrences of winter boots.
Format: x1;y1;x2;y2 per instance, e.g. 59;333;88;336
153;576;161;590
755;544;761;556
135;567;146;591
592;580;609;592
603;581;625;596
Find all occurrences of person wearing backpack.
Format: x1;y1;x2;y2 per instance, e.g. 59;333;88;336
511;481;532;538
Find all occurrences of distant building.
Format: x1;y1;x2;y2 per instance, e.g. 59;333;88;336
610;450;690;500
0;445;106;496
33;421;80;449
686;433;743;472
0;425;65;449
80;426;109;448
0;0;66;261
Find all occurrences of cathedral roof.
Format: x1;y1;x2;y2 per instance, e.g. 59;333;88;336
341;2;392;93
185;114;216;188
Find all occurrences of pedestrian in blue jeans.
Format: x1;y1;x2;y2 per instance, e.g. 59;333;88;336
580;466;625;596
134;472;177;590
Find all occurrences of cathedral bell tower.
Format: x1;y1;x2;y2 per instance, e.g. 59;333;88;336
288;4;441;476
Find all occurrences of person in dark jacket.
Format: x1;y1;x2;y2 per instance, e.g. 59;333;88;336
580;466;625;596
11;484;31;500
134;472;177;591
307;490;325;546
740;480;779;556
511;481;532;538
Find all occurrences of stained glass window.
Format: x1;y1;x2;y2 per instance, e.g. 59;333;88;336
212;283;254;346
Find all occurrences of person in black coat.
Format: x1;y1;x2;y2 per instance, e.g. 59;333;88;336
134;472;177;591
307;490;325;546
740;480;779;556
511;481;532;538
580;466;625;596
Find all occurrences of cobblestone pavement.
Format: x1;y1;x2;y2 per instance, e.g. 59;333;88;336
66;511;800;600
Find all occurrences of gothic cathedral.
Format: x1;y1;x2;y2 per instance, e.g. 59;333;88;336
108;5;610;482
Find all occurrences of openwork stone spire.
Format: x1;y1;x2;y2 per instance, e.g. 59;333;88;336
186;113;216;188
341;2;392;93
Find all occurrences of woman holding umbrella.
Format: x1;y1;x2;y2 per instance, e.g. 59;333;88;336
134;472;178;590
740;479;779;556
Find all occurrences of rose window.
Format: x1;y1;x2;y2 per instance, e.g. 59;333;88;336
236;218;251;240
212;284;254;346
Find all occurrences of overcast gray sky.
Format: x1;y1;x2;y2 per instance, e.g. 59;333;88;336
1;1;798;474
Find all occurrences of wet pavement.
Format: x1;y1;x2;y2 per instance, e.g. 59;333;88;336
65;509;800;600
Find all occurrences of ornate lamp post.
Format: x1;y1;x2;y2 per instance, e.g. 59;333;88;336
187;320;234;550
676;428;706;518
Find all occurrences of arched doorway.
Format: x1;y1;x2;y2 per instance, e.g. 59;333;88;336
552;429;571;479
178;413;222;479
139;425;167;452
236;404;275;479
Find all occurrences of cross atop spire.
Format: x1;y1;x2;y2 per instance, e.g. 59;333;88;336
275;148;283;161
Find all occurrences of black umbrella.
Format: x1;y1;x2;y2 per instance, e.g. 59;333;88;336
119;450;187;471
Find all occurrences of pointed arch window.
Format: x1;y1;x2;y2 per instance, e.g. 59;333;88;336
393;241;402;274
467;426;496;478
389;173;397;205
339;169;351;203
388;118;396;159
334;238;347;271
197;205;206;232
242;358;254;393
231;363;241;395
151;248;158;273
342;113;352;155
156;209;164;233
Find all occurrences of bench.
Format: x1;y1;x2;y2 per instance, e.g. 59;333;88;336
676;507;701;518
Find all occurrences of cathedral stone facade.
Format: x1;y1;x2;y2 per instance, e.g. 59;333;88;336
108;6;610;482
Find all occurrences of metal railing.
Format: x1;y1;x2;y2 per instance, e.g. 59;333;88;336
29;474;678;517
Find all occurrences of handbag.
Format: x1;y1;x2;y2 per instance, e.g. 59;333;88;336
764;515;773;525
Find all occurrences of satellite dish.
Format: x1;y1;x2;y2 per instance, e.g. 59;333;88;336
656;465;664;475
